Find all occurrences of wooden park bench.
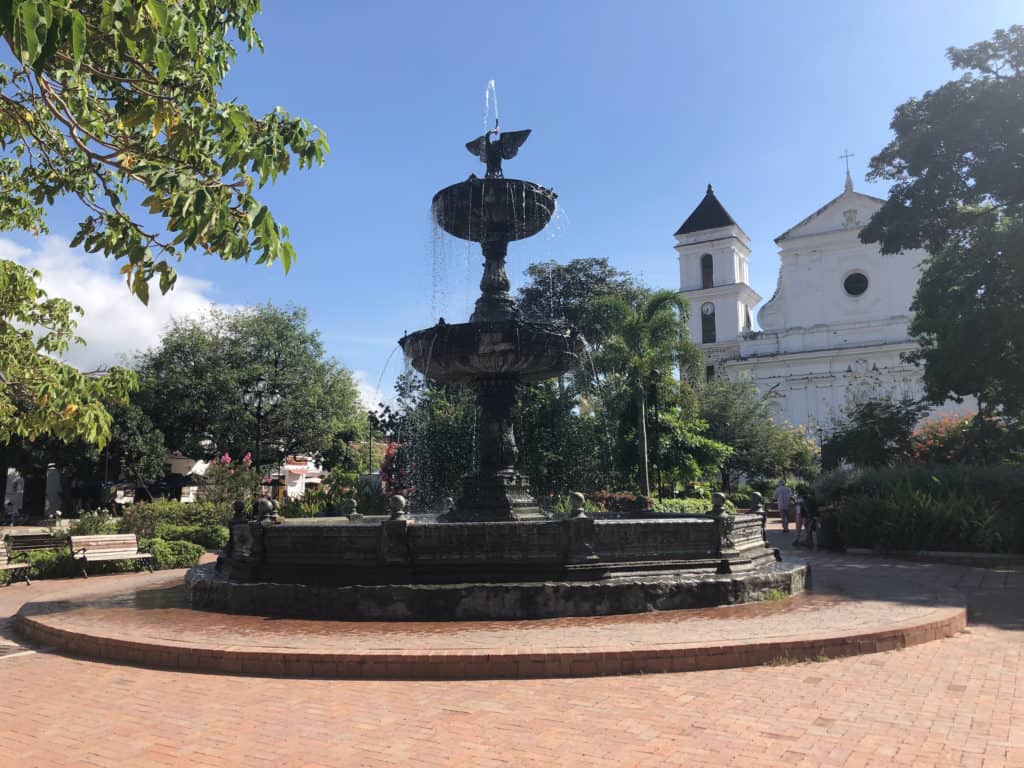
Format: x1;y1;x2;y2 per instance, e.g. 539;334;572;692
0;541;31;586
6;533;64;554
69;534;153;578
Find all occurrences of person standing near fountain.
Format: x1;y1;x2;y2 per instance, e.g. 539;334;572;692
773;480;793;532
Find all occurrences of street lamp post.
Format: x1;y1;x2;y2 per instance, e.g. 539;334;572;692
243;375;280;474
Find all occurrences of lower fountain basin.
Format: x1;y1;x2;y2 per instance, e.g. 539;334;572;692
399;320;583;384
192;513;804;620
432;177;557;243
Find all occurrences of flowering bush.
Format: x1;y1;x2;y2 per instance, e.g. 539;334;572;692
909;412;975;464
200;453;260;504
379;442;410;497
909;412;1024;464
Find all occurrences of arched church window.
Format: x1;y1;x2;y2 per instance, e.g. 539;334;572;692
701;253;714;289
843;271;869;296
701;302;716;343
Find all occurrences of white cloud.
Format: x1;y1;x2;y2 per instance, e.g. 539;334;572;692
352;369;385;411
2;236;221;370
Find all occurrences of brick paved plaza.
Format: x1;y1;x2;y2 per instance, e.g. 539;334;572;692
1;526;1021;767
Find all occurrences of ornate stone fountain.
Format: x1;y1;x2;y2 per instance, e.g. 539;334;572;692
399;127;581;521
188;125;807;621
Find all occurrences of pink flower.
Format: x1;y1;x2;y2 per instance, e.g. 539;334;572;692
220;453;232;465
242;452;252;467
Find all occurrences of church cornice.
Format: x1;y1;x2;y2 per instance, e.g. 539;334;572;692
679;283;762;303
726;339;918;366
674;232;748;250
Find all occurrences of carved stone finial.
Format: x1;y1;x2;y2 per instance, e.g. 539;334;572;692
749;491;763;512
710;492;728;518
569;491;586;518
342;498;360;519
255;497;274;520
389;494;407;520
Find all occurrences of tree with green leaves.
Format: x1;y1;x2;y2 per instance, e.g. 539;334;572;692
514;378;609;498
1;259;135;447
0;0;326;298
0;1;327;450
822;396;928;469
517;258;648;348
861;26;1024;422
134;304;363;470
371;372;476;509
590;289;703;496
699;378;818;488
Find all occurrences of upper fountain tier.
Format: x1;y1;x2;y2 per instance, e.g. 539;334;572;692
432;128;557;244
432;178;557;244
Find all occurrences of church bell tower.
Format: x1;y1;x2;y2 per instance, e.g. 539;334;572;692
674;185;761;381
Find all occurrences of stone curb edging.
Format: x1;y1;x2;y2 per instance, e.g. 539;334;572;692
14;605;966;680
844;548;1024;569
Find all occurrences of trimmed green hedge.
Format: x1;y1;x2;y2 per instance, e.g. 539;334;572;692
138;538;205;570
651;497;738;516
815;464;1024;553
153;523;229;550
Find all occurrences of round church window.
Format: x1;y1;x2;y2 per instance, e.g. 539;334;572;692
843;272;869;296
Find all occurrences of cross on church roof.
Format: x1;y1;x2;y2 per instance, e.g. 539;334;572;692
840;149;855;192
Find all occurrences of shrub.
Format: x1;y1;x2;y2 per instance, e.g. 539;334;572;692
815;464;1024;553
18;547;76;579
121;500;232;538
138;538;204;570
590;492;653;516
164;540;205;568
153;523;229;550
278;496;323;518
651;498;738;516
651;498;713;515
70;511;119;536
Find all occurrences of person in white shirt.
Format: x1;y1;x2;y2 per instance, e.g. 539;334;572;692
772;482;793;532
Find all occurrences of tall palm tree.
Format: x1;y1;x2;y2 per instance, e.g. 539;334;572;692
589;289;699;496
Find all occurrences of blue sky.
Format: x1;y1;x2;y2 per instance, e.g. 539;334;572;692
16;0;1023;407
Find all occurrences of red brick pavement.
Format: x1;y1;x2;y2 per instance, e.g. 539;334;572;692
0;532;1020;767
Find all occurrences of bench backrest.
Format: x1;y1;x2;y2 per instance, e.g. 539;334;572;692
0;541;12;568
6;533;62;552
70;534;141;558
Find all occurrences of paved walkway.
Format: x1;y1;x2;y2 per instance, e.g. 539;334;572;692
0;525;1021;767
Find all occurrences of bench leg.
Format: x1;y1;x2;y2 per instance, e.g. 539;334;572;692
22;568;31;586
80;561;89;578
144;561;153;574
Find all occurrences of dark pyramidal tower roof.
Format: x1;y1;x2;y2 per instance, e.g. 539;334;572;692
675;184;737;235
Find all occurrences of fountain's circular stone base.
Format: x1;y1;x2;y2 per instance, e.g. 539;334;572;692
184;561;809;621
432;177;557;243
399;319;583;384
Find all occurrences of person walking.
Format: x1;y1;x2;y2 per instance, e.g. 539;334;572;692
772;481;793;532
792;487;806;545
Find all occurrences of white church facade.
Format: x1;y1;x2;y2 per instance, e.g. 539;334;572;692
675;175;943;433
